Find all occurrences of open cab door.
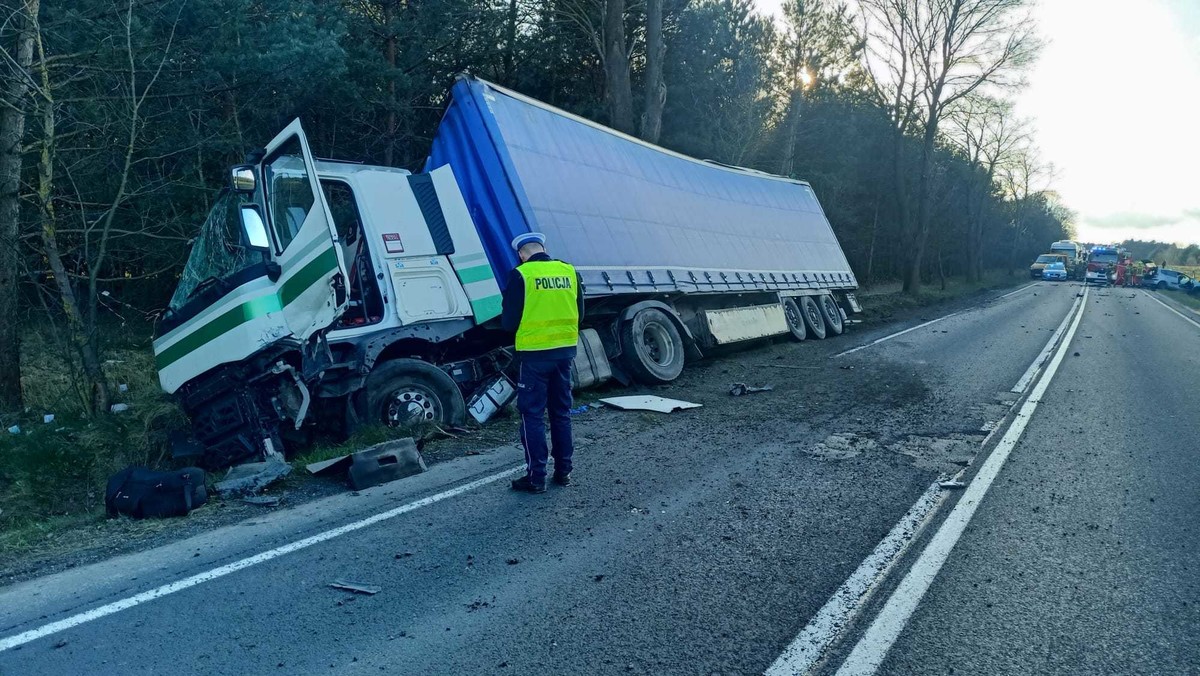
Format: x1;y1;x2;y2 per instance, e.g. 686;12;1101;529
253;119;349;341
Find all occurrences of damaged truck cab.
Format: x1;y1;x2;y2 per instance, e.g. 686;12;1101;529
155;76;863;469
155;120;506;467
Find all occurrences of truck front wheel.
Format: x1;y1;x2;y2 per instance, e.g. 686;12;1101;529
620;308;686;384
366;358;467;430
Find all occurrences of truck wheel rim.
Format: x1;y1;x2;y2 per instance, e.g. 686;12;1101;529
641;322;675;367
822;297;841;327
385;387;440;426
785;301;802;331
806;302;822;327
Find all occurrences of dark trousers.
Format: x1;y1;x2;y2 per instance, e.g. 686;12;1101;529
516;357;574;485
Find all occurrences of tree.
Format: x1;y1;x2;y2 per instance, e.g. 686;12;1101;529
862;0;1037;293
0;0;38;411
949;95;1024;281
777;0;862;176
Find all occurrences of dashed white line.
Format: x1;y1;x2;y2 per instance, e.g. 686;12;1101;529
1010;289;1085;394
0;465;525;652
832;285;1088;675
1142;291;1200;330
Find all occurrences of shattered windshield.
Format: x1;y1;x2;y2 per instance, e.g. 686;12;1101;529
168;190;260;311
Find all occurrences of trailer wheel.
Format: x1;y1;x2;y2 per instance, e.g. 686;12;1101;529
800;296;827;340
783;298;807;341
819;294;845;336
620;308;685;384
366;358;466;430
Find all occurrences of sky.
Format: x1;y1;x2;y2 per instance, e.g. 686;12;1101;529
754;0;1200;247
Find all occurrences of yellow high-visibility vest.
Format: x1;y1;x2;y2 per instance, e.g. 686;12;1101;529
515;260;580;352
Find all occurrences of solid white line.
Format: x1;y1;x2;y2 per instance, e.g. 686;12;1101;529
763;482;947;676
1010;291;1084;394
833;286;1089;675
995;281;1040;300
1143;291;1200;330
0;465;525;653
833;312;961;357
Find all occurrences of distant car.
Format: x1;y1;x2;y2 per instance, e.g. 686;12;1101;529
1148;268;1196;291
1030;253;1069;278
1042;261;1068;281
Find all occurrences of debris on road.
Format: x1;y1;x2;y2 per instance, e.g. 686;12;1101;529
215;456;292;498
243;495;282;507
729;382;774;396
938;480;967;489
348;438;427;490
758;363;821;370
467;374;517;424
599;395;702;413
330;581;381;595
307;454;354;476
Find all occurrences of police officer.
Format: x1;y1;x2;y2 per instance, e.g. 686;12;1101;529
501;232;584;493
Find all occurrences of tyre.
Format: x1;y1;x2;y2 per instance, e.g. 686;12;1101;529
1156;281;1166;290
366;358;466;430
620;308;685;384
782;297;807;341
800;296;827;340
819;294;845;336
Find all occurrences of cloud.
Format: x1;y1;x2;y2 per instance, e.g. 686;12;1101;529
1083;211;1199;230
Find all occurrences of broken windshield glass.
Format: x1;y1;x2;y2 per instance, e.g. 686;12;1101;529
169;190;262;312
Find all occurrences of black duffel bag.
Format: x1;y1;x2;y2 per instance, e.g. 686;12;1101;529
105;466;208;519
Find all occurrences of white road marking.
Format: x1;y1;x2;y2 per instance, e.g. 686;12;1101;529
1143;291;1200;330
832;286;1089;675
0;465;525;653
763;482;947;676
834;283;1041;358
1010;290;1085;394
995;281;1041;299
833;312;961;357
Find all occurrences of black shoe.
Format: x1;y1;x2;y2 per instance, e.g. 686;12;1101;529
510;477;546;494
552;473;572;487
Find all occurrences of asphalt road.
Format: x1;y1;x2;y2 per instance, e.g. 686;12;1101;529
2;281;1195;675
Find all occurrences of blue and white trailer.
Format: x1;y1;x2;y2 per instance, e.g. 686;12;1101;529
153;76;861;467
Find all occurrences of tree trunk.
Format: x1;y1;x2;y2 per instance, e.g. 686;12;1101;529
0;1;36;405
0;0;37;412
504;0;519;81
34;30;107;414
383;0;398;166
865;197;880;285
779;89;804;176
904;98;943;295
603;0;634;134
639;0;665;143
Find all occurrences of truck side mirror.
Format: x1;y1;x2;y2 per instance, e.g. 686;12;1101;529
240;204;271;251
230;165;257;193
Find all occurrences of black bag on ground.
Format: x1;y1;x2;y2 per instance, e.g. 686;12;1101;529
105;466;208;519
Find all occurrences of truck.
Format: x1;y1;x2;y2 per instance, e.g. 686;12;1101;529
152;76;861;468
1085;246;1120;285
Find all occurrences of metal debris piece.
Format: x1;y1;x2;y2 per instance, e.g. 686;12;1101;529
330;581;381;595
348;438;427;490
938;480;967;489
307;454;353;476
243;495;281;507
598;395;702;413
729;382;774;396
215;456;292;497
